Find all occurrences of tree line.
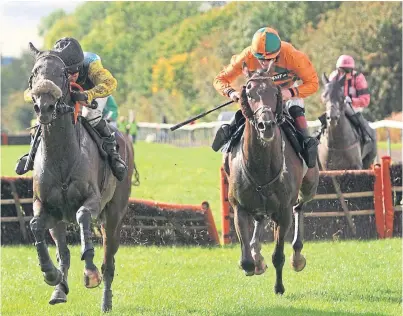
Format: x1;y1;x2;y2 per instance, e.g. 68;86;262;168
1;1;401;132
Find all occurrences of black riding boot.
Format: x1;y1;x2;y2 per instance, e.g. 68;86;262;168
346;112;372;144
94;119;127;181
15;128;41;175
289;106;318;168
211;110;244;152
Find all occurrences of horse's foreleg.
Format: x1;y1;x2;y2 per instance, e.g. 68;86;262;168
76;205;102;288
30;204;62;286
49;221;70;304
290;202;306;272
233;205;254;276
272;209;292;295
250;215;267;275
100;217;121;312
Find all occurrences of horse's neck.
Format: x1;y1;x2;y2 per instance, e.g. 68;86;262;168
242;121;283;183
41;115;80;163
327;113;357;146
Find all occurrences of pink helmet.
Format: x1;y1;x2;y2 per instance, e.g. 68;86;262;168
336;55;355;69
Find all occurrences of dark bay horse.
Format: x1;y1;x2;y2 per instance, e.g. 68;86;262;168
27;43;134;312
318;73;377;170
223;66;319;294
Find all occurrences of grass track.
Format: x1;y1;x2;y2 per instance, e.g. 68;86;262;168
1;239;401;315
1;143;402;315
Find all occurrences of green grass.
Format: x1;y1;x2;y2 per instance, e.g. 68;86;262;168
377;141;402;150
0;142;224;230
1;144;402;315
1;239;401;315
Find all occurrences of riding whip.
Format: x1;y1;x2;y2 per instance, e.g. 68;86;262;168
170;100;234;131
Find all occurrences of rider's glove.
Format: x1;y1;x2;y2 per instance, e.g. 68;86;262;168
71;91;88;102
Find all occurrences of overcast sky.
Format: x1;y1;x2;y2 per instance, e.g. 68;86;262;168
1;1;83;57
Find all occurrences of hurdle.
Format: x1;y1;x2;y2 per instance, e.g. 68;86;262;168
220;156;400;244
0;177;220;246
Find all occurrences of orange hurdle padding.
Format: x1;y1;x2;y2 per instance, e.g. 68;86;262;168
381;156;394;238
129;198;220;245
202;201;220;245
373;164;385;238
70;82;83;124
220;167;231;245
1;132;8;145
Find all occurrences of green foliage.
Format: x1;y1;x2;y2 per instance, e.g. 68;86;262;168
37;9;66;37
2;1;401;132
292;2;402;120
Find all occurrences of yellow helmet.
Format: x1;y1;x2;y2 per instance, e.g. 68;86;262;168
251;27;281;60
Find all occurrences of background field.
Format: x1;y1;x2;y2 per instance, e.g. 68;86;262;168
0;142;224;231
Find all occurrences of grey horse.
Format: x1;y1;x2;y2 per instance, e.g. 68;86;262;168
27;43;134;312
318;73;377;170
223;66;319;294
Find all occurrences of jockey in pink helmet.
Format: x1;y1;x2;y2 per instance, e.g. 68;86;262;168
327;55;372;143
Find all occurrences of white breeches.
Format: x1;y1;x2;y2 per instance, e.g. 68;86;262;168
284;98;304;111
82;97;108;127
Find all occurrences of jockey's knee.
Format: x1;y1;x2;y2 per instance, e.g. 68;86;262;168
285;99;305;117
288;105;305;119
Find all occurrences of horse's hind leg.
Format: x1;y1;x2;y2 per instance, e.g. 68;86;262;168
76;206;102;289
30;206;62;287
362;145;377;169
100;204;125;312
49;221;70;305
250;215;267;275
272;208;292;295
290;202;306;272
233;205;255;276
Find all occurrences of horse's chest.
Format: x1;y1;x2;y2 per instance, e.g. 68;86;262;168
232;180;284;214
36;181;88;215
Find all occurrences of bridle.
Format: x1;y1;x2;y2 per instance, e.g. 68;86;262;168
244;74;285;133
29;53;75;125
240;74;286;198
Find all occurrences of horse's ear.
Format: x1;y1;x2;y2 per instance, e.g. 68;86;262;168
322;73;329;85
242;61;252;78
29;42;41;58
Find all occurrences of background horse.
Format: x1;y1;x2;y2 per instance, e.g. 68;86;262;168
223;66;319;294
318;73;377;170
27;43;134;312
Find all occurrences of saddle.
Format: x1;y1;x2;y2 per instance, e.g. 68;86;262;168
79;116;108;160
222;110;302;157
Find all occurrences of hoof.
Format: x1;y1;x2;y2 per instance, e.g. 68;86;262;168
274;283;285;295
290;254;306;272
84;267;102;288
254;261;267;275
239;259;255;276
49;287;67;305
102;289;113;313
43;268;63;286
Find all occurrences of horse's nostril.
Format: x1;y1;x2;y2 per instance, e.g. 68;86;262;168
257;122;265;130
34;104;39;113
49;104;55;111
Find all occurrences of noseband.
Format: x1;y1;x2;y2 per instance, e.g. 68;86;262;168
29;54;74;124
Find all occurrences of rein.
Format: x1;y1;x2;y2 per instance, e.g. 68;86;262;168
30;53;80;125
239;75;285;199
